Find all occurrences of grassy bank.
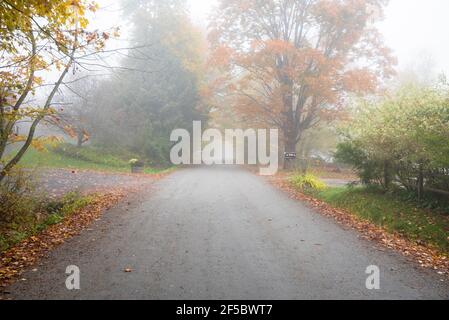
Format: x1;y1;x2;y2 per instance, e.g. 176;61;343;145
0;192;93;252
17;144;171;174
311;186;449;255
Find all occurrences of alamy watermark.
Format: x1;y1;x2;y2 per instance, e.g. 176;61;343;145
365;265;380;290
170;121;279;175
65;265;80;290
63;264;380;291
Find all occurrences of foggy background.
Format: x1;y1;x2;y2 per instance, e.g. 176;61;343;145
198;0;449;74
97;0;449;75
16;0;448;153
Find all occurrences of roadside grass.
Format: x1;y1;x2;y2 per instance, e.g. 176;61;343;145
0;192;93;253
17;144;171;174
310;186;449;255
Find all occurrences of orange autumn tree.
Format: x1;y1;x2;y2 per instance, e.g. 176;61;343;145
208;0;396;169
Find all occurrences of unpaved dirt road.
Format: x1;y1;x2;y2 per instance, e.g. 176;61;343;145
7;166;449;300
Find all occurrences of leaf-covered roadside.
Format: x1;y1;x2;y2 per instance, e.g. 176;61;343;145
267;175;449;279
0;191;124;293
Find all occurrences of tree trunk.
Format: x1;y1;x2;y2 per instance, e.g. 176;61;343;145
77;130;84;148
281;80;297;171
283;137;297;171
0;35;76;183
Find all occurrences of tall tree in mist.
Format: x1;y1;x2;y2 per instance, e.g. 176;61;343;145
209;0;396;169
92;0;206;165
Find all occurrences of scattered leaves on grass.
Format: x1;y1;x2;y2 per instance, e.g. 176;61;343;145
0;192;125;293
267;175;449;277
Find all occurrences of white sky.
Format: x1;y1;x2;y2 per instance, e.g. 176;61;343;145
94;0;449;75
379;0;449;75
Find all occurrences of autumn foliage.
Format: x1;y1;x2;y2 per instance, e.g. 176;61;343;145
0;0;111;181
208;0;396;168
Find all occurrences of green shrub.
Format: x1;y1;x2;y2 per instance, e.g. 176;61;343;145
289;174;327;192
0;170;45;251
335;141;384;185
42;213;64;227
336;84;449;203
0;169;43;226
58;192;92;216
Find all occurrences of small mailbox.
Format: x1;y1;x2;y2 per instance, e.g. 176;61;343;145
284;152;297;160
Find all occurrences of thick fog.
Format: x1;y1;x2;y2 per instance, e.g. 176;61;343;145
94;0;449;75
